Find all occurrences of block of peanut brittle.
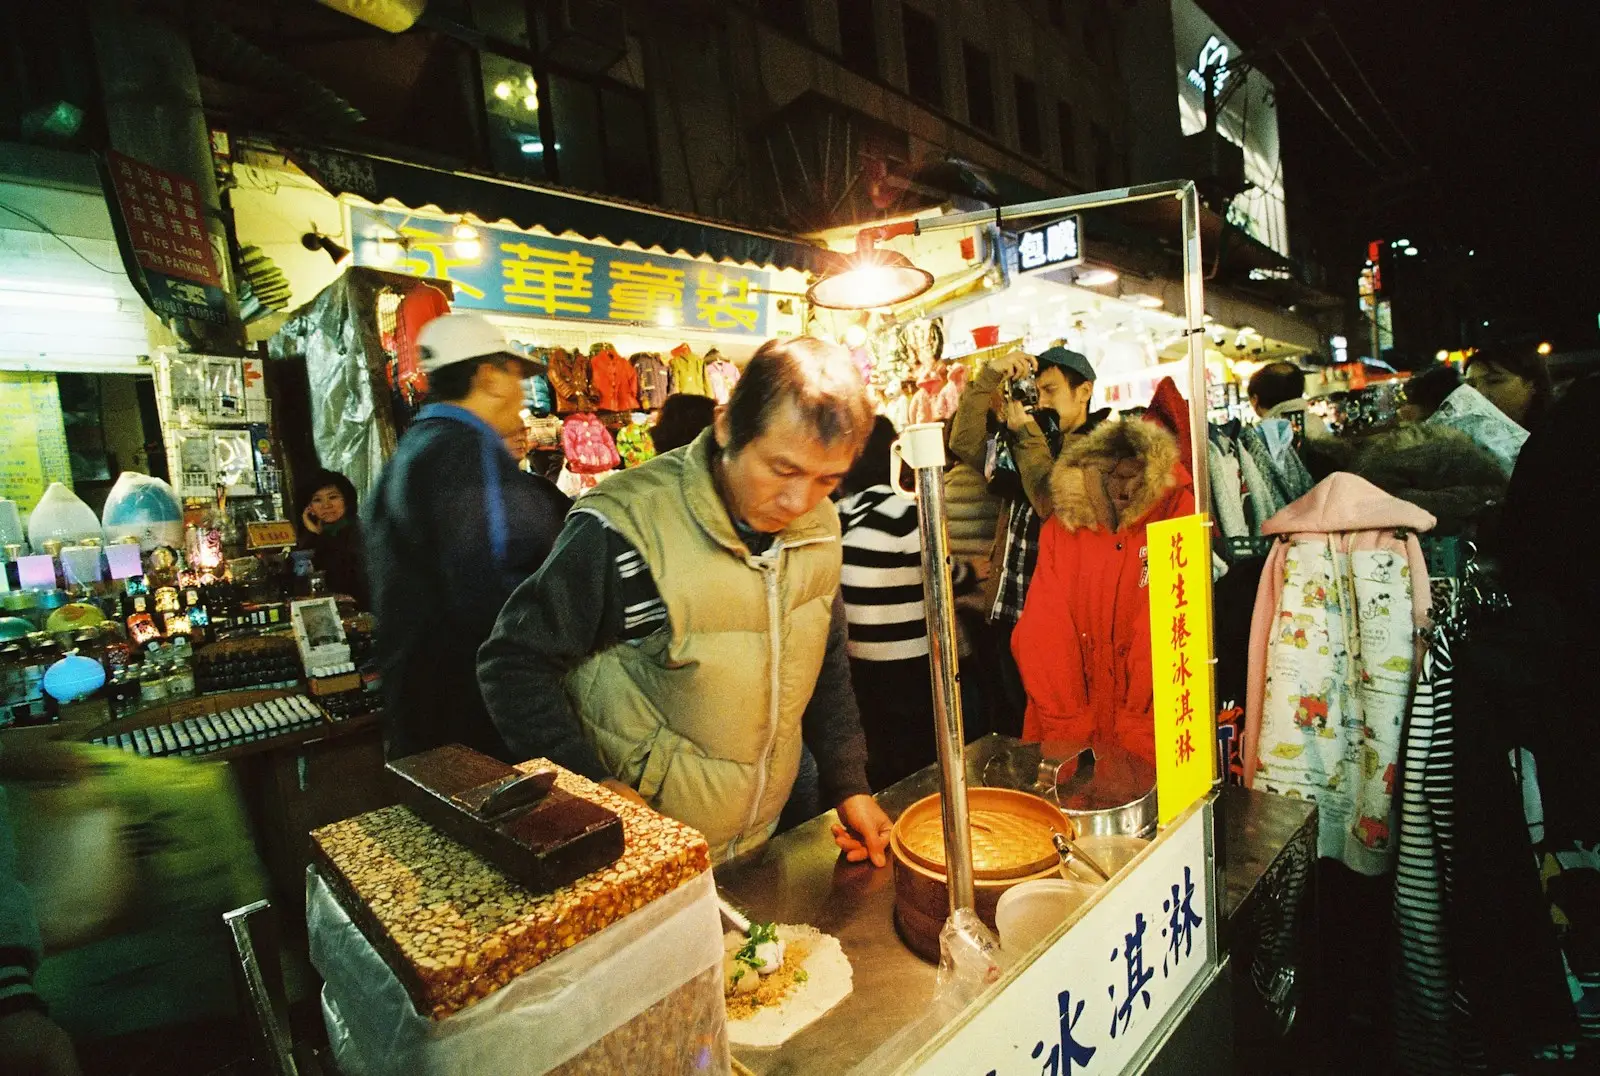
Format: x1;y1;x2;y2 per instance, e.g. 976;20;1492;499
310;759;711;1019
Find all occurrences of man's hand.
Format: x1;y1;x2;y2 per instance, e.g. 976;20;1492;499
984;352;1035;385
1003;400;1038;434
601;778;649;808
0;1010;81;1076
831;794;893;868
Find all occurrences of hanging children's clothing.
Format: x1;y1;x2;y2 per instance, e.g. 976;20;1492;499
1242;473;1434;875
588;345;639;412
668;343;709;397
547;348;594;413
561;412;621;474
615;418;656;468
632;352;671;409
704;349;740;404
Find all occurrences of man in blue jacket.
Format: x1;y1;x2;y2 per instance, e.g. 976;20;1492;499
366;314;571;761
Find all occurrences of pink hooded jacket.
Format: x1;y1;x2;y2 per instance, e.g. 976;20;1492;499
1241;473;1435;787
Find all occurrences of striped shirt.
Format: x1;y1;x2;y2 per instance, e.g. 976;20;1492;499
839;486;929;662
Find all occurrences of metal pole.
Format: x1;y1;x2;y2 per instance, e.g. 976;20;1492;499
911;441;975;913
1179;182;1211;502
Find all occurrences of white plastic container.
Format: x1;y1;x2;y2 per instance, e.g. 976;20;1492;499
995;878;1097;956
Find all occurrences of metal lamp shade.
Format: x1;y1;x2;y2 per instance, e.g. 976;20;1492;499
807;249;934;310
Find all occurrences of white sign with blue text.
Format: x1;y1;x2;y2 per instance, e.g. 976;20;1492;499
907;803;1215;1076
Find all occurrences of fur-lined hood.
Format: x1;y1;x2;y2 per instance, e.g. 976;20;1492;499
1050;419;1187;533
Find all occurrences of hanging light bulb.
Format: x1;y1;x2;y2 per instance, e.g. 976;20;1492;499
523;94;538;112
494;80;514;101
844;324;869;348
452;221;482;260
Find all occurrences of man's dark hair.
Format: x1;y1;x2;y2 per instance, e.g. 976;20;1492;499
1466;343;1554;425
427;356;514;403
840;416;900;495
724;336;874;454
1248;362;1307;410
1401;363;1462;418
651;393;717;453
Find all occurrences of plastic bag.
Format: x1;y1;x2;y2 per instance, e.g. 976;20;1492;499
309;867;728;1075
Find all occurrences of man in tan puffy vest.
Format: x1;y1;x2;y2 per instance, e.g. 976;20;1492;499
479;337;894;865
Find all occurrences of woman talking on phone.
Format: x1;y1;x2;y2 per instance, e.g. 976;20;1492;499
298;469;369;608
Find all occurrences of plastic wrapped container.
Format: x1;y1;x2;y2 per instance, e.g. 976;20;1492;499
308;763;727;1075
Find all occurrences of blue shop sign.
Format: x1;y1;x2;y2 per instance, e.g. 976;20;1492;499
350;207;770;336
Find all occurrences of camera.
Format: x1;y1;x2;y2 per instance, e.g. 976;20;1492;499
1007;376;1039;408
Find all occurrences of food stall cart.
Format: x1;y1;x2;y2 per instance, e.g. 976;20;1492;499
303;180;1317;1075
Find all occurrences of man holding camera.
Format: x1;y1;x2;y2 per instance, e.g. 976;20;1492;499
949;346;1103;732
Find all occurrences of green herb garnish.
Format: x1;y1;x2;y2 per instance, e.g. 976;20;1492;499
735;921;781;969
794;968;809;983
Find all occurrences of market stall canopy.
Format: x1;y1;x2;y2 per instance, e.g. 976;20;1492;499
279;144;846;276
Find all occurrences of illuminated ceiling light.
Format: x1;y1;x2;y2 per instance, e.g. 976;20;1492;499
843;324;869;348
1395;238;1410;247
1074;267;1118;287
525;74;539;92
493;80;513;101
1468;249;1476;256
1435;349;1449;361
452;221;482;260
807;247;932;310
1125;293;1163;309
1404;246;1419;256
523;96;538;112
1537;341;1553;356
656;307;677;327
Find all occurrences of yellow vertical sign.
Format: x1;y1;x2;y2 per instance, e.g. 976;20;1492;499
1147;513;1216;826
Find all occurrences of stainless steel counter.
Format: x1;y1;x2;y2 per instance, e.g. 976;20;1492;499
718;735;1316;1075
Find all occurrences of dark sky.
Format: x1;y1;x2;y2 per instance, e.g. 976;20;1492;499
1206;0;1600;351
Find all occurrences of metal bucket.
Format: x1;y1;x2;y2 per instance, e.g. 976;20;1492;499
1035;744;1158;839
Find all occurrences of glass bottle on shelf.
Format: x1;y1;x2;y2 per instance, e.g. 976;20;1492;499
166;638;195;700
139;658;168;706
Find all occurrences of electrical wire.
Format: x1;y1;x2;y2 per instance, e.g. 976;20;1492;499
1327;17;1420;158
1272;57;1380;170
0;199;124;274
1300;39;1402;164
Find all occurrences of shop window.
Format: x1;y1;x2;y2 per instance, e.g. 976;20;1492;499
963;43;995;133
1092;121;1115;188
1057;100;1078;174
761;0;809;37
902;5;943;109
546;73;658;203
836;0;879;78
1015;75;1042;157
482;53;552;180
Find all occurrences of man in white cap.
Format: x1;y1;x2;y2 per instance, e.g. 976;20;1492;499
366;313;571;762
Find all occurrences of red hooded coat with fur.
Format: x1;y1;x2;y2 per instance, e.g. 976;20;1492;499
1011;419;1194;762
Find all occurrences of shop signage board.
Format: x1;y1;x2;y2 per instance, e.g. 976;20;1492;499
350;207;772;336
1147;513;1217;827
1014;216;1083;275
0;372;71;511
104;151;229;325
906;801;1216;1076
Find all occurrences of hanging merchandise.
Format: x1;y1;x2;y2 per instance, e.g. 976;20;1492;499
668;343;709;397
1241;419;1313;508
547;347;595;413
526;413;564;452
561;413;622;474
589;344;640;412
556;462;607;497
703;349;740;404
524;369;555;416
392;283;451;408
615;415;656;468
908;366;946;426
632;352;671;409
1241;474;1434;875
935;363;968;420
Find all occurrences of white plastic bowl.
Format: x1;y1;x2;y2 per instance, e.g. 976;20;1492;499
995;878;1097;956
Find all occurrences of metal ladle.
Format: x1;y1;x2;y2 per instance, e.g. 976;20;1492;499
1052;831;1112;884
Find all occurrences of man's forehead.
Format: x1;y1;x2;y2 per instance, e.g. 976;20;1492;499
752;409;857;471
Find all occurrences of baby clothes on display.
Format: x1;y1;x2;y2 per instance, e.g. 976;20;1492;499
589;345;640;412
632;352;672;409
704;349;740;404
561;412;622;474
615;417;656;468
668;343;709;397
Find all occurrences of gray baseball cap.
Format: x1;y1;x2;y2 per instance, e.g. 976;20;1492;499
1036;346;1096;383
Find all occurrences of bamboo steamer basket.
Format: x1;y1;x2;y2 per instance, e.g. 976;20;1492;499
890;787;1076;962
